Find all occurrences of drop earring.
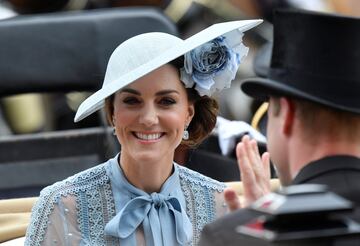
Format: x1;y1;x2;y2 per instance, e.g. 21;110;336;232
112;118;116;135
183;125;189;140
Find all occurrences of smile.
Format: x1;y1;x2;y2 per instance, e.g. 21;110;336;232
133;132;164;141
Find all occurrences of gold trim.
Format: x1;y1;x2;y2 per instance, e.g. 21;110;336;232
194;0;247;20
164;0;193;23
251;102;268;131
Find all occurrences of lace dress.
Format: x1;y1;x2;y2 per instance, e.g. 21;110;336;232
25;155;227;245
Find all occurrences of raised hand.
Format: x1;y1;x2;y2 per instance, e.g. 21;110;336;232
225;135;271;211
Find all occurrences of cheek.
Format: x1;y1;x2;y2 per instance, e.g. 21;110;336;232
266;117;278;159
113;108;135;129
163;112;186;129
160;108;189;134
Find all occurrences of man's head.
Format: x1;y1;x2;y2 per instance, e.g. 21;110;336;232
266;96;360;185
241;9;360;185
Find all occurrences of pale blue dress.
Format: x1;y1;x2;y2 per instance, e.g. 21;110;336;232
25;155;227;245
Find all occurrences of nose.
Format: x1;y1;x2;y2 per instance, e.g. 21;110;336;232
139;103;159;126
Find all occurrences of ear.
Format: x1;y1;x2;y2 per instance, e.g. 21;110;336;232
186;102;195;126
279;97;295;136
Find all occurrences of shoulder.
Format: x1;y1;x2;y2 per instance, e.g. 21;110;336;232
26;161;111;245
177;164;226;192
40;161;109;200
294;155;360;185
32;161;111;221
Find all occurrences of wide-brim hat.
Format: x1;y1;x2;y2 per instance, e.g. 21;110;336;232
241;9;360;114
74;19;262;122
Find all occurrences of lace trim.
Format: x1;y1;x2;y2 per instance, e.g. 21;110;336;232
77;181;118;245
181;180;196;245
102;182;118;245
25;164;109;246
26;162;225;246
177;165;226;192
178;165;225;245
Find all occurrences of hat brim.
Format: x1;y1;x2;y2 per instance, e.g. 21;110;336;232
241;77;360;114
74;19;263;122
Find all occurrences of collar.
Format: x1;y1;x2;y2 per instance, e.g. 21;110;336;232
292;155;360;185
104;155;192;245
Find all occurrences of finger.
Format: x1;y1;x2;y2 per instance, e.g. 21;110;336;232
250;140;263;173
261;152;271;193
236;142;262;202
242;135;261;169
236;142;256;187
249;144;270;189
251;138;261;159
224;187;242;211
242;136;271;199
243;137;263;181
262;152;271;181
240;136;255;171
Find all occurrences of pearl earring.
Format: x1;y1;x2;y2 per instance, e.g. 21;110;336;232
112;118;116;136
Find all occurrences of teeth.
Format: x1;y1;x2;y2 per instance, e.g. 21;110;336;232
135;132;162;140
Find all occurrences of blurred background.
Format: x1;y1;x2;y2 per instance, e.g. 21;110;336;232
0;0;359;198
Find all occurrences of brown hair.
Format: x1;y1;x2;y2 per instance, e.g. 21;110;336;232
105;94;115;127
295;99;360;141
104;57;219;148
182;88;218;147
270;97;360;141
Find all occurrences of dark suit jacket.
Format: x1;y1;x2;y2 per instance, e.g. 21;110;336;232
199;155;360;246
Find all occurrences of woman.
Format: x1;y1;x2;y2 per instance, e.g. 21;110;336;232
25;19;261;245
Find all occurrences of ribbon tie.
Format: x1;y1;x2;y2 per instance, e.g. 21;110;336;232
104;161;192;245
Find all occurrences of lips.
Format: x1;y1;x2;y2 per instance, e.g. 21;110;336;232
133;132;164;141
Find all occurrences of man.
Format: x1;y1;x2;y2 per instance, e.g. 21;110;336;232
199;8;360;245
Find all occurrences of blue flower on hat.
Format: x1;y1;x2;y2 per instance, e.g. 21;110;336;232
180;33;248;96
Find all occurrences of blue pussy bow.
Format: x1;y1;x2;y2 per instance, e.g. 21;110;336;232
105;164;192;246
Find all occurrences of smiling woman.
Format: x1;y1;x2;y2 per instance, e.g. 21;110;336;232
25;19;262;245
109;65;196;193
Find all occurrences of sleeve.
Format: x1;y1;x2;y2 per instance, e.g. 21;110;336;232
25;192;82;246
197;190;228;246
213;190;229;219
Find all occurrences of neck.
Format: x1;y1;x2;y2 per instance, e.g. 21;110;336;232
289;135;360;179
119;153;174;193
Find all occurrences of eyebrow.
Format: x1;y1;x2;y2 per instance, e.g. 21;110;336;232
120;88;141;95
120;88;179;96
156;90;179;96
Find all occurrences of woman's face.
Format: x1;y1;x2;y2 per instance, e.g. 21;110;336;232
112;64;194;163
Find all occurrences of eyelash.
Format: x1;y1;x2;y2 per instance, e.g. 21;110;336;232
123;97;140;105
122;97;176;106
159;97;176;106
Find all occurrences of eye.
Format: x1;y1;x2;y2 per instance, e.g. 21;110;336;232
123;97;140;105
159;97;176;106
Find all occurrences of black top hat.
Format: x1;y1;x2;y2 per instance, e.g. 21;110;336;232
241;9;360;114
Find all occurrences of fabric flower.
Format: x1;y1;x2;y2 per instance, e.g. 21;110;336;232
180;31;249;96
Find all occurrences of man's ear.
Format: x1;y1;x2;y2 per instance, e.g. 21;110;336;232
279;97;295;136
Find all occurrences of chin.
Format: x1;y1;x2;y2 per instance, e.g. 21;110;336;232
133;151;164;162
